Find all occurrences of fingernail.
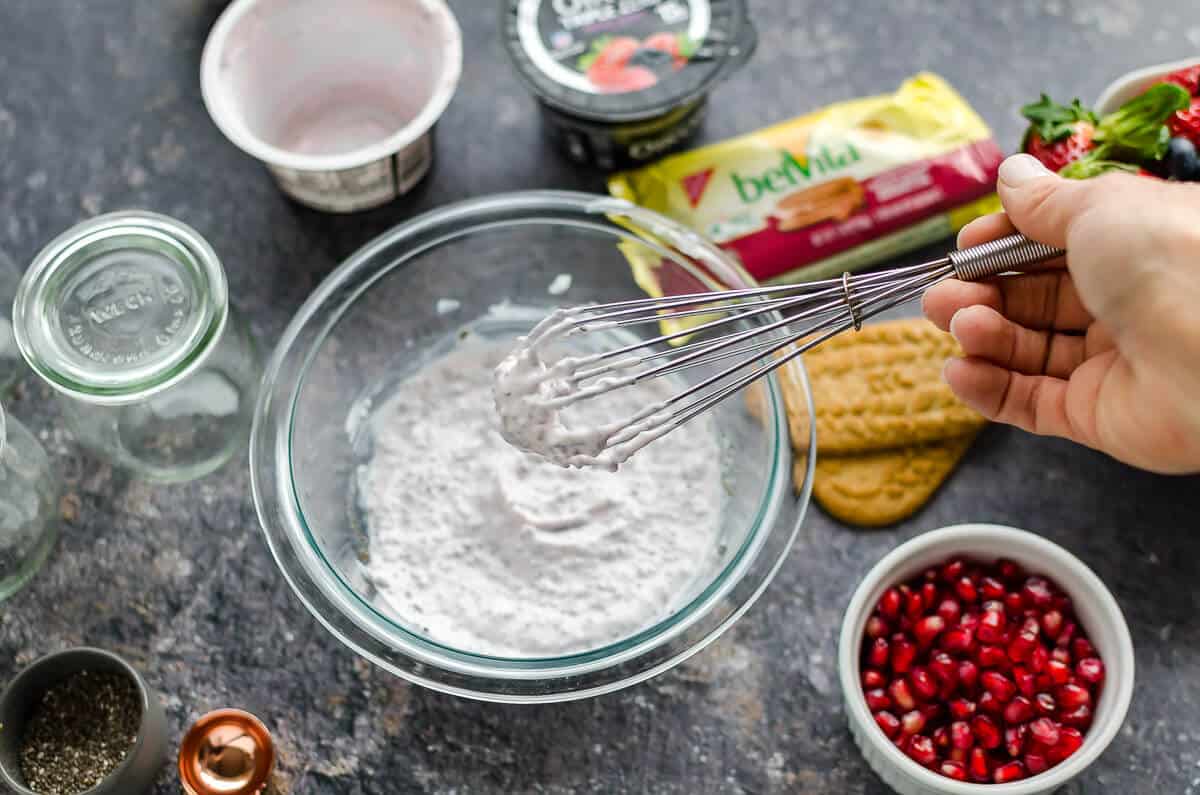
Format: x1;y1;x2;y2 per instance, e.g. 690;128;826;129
998;153;1054;187
942;357;959;384
948;308;966;343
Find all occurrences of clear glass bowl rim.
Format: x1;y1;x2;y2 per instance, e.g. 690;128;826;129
249;190;817;702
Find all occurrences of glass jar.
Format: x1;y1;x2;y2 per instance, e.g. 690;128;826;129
0;248;25;393
13;211;258;483
0;403;59;602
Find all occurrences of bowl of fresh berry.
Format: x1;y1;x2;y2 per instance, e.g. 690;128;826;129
1016;58;1200;181
838;524;1134;794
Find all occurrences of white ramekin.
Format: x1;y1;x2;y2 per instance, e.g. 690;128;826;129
1095;55;1200;115
200;0;462;213
839;524;1135;795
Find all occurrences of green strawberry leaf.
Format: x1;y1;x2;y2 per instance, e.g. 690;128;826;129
677;34;698;59
576;35;612;71
1058;157;1140;179
1092;83;1190;162
1020;95;1098;143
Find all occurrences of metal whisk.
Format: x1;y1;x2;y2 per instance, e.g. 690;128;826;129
534;233;1064;460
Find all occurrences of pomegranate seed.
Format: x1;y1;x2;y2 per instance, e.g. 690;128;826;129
1041;609;1064;639
1004;695;1034;724
954;576;978;603
942;558;966;582
907;734;937;767
977;610;1006;644
1008;631;1038;663
867;637;889;668
1047;727;1085;764
1022;577;1054;608
862;669;886;689
920;703;944;723
929;652;957;683
1013;666;1035;698
922;567;939;582
978;645;1010;670
969;747;991;782
981;599;1006;615
1005;723;1027;757
1057;682;1090;709
1059;704;1092;729
1073;637;1096;660
997;558;1023;582
948;747;968;764
874;710;901;739
1051;647;1072;664
1021;616;1041;637
1004;592;1024;615
957;660;979;693
914;616;946;647
1055;622;1077;648
949;698;977;720
941;627;974;654
937;598;962;625
901;709;926;735
950;720;974;749
939;760;968;781
1029;717;1061;746
1046;659;1072;685
1025;752;1049;775
979;576;1007;600
865;615;889;638
1035;692;1056;715
982;671;1017;702
1029;645;1049;673
958;612;980;631
937;678;957;702
865;689;891;711
891;638;917;673
993;761;1027;783
905;591;925;620
933;725;950;748
921;582;939;610
1077;657;1105;685
879;588;902;619
1053;593;1073;614
910;666;938;701
889;678;916;711
978;691;1002;716
898;616;913;633
972;715;1001;749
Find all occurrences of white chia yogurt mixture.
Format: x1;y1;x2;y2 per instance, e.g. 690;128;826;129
358;328;723;657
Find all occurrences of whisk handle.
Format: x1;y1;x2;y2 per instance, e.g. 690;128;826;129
948;234;1066;282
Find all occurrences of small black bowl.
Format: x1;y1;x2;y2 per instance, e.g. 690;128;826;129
0;648;167;794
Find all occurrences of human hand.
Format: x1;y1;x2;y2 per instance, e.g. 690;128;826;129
923;153;1200;474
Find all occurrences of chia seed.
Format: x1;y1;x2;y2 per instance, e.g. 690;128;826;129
18;670;141;795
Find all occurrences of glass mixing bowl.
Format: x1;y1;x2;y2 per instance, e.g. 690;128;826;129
250;191;816;702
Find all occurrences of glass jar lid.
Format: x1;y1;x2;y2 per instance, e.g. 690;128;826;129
13;211;228;405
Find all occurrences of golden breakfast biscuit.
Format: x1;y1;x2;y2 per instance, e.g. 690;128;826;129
778;318;986;454
798;433;978;527
775;177;865;231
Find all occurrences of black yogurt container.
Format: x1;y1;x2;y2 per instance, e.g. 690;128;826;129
503;0;756;170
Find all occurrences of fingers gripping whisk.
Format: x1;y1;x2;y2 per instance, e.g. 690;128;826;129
494;234;1064;469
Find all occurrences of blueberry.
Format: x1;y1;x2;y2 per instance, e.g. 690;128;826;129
1165;136;1200;181
627;47;675;72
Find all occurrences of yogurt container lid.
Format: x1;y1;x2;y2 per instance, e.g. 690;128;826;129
503;0;755;123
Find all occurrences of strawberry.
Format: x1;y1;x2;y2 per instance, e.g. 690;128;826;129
1167;96;1200;147
1020;95;1098;172
1161;64;1200;97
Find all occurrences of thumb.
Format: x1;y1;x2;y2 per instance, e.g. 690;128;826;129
994;154;1101;248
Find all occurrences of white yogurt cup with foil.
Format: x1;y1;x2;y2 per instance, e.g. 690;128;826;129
201;0;462;213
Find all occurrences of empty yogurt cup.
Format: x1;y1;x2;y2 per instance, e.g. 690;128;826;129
201;0;462;212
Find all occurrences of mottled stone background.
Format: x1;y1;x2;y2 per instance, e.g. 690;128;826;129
2;1;1200;793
